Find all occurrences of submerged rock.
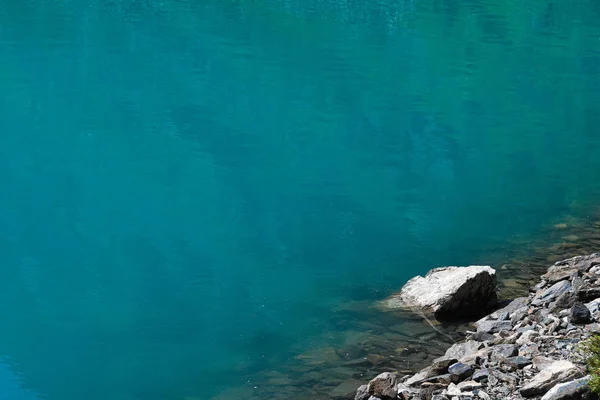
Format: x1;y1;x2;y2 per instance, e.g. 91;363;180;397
381;265;497;319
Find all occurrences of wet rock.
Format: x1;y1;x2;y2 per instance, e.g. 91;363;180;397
381;266;497;319
532;280;572;306
448;362;473;382
367;354;386;366
520;360;584;397
367;372;397;399
331;379;365;398
571;302;592;324
540;376;590;400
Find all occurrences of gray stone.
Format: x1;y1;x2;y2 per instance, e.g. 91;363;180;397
367;372;397;399
506;356;532;369
532;280;572;306
520;360;584;396
472;369;490;382
490;344;518;360
571;302;592;324
475;319;512;334
440;341;484;362
448;362;473;382
429;358;458;376
423;374;452;385
355;385;371;400
405;368;430;387
491;297;529;319
397;383;421;400
457;380;482;391
381;266;497;319
431;395;449;400
470;331;494;342
517;330;540;346
540;376;590;400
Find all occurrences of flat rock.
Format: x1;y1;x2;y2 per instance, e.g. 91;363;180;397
475;319;512;334
381;266;497;319
520;360;584;397
540;376;590;400
490;344;518;360
440;340;483;361
532;280;572;306
457;380;482;391
490;297;529;319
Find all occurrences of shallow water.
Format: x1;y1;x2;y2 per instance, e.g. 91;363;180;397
1;0;600;399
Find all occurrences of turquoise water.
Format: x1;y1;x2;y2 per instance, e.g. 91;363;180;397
1;0;600;398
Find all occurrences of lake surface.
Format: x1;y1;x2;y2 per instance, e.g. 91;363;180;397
1;0;600;399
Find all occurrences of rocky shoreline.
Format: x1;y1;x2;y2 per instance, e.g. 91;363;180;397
354;253;600;400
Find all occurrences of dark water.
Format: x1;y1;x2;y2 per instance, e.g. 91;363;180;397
1;0;600;399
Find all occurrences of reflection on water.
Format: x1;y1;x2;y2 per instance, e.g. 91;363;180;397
0;0;599;399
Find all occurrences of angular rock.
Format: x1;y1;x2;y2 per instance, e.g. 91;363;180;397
472;369;490;382
439;341;483;362
475;319;512;334
532;280;572;306
382;266;497;319
448;362;473;382
517;330;540;346
520;360;584;397
446;383;461;397
571;302;592;324
355;385;370;400
506;356;532;369
490;297;529;319
470;331;494;342
540;376;590;400
423;374;452;385
428;358;458;376
405;368;430;387
457;380;482;391
397;383;421;400
367;372;397;399
490;344;518;361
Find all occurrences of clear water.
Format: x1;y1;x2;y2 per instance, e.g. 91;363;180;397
1;0;600;398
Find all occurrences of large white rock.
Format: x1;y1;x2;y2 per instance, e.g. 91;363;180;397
520;360;584;397
380;266;497;319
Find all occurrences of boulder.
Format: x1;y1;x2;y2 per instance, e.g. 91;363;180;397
571;302;592;324
367;372;397;399
520;360;584;397
381;266;497;319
